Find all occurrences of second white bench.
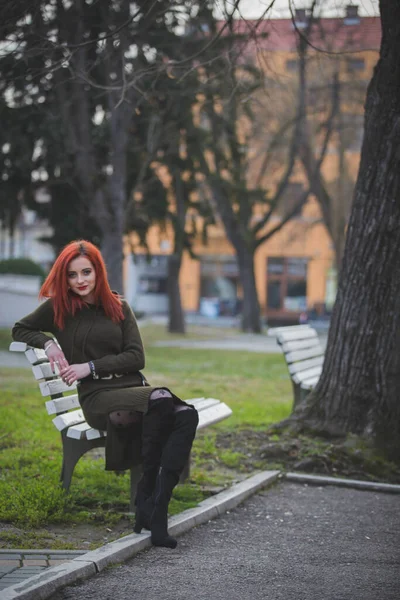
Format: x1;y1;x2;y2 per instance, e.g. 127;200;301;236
268;325;324;407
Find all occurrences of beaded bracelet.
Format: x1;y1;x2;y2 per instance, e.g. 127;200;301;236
89;361;99;380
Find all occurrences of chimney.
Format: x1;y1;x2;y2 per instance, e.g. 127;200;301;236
344;4;360;24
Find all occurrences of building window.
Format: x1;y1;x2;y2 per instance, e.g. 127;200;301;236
285;59;298;72
344;5;360;25
267;257;308;313
347;58;365;72
199;255;240;316
138;276;167;294
294;8;308;29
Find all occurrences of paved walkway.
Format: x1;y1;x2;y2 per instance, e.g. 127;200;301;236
153;333;327;353
49;482;400;600
0;551;85;592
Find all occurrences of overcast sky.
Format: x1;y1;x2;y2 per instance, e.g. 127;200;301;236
217;0;380;19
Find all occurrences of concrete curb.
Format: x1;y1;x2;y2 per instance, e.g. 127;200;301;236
1;470;281;600
285;472;400;493
0;561;96;600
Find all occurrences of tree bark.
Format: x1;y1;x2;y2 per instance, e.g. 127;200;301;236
167;253;185;334
298;1;400;459
237;246;262;333
101;221;124;293
167;170;186;334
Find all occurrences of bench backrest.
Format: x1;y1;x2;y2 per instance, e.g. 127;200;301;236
274;326;324;388
9;341;89;433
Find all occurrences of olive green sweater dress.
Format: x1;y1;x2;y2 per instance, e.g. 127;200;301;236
12;298;185;471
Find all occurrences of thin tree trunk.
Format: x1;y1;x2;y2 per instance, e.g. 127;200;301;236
167;252;185;334
0;222;4;259
8;222;15;259
209;180;262;333
297;1;400;459
167;170;186;334
101;223;124;293
237;247;261;333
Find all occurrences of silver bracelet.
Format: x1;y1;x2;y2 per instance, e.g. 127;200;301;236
44;340;56;353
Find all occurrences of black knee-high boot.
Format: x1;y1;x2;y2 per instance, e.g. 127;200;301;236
150;408;199;548
134;395;175;534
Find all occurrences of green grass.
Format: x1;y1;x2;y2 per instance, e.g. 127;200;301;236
0;324;241;352
0;340;291;544
0;328;12;351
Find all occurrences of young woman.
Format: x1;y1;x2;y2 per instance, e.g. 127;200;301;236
12;240;198;549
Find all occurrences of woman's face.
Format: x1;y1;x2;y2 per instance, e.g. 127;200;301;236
67;256;96;303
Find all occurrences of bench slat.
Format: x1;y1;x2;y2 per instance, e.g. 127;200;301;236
52;409;86;432
40;378;77;397
32;363;61;380
188;397;221;411
292;366;323;385
285;346;324;363
288;356;324;375
86;427;106;440
46;394;80;415
9;341;29;352
277;329;319;343
25;347;48;364
300;376;320;390
10;341;53;365
67;422;106;440
267;325;310;336
280;337;322;353
198;402;232;429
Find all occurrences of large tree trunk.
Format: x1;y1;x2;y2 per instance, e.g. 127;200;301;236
298;1;400;459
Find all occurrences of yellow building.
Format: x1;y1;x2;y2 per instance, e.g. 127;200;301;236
125;6;380;324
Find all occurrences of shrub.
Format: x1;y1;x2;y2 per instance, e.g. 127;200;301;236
0;258;46;280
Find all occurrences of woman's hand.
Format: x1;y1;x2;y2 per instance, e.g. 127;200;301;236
60;363;91;386
45;341;69;374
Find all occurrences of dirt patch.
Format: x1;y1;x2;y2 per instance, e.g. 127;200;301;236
0;518;135;551
216;429;400;484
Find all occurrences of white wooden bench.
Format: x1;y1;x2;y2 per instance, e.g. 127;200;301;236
9;341;232;510
267;325;324;407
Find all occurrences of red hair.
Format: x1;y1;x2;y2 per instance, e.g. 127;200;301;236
40;240;124;329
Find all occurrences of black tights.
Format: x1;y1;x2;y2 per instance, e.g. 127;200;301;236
108;388;191;428
142;388;197;473
134;388;199;547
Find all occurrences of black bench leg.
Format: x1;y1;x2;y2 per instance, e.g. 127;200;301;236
60;431;106;491
292;383;301;408
293;383;311;408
